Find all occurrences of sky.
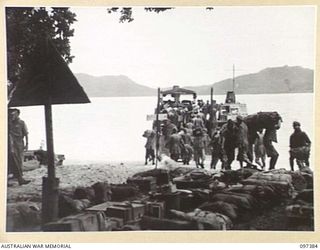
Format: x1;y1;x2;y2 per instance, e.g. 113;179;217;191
69;6;316;88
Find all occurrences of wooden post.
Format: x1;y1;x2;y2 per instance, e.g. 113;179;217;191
42;101;59;225
210;87;216;136
211;87;213;108
45;103;55;179
155;88;160;168
233;64;235;92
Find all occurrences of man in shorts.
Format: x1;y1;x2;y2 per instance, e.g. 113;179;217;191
8;108;31;185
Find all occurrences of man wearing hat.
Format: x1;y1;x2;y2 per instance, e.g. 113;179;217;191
289;121;311;171
8;108;31;185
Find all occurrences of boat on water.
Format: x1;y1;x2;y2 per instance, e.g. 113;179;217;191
215;90;248;127
154;85;248;130
146;84;247;162
160;85;197;106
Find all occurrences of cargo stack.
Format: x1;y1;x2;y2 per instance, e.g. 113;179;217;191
285;169;314;227
42;165;314;231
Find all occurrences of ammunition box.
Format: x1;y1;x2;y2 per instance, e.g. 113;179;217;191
146;201;165;219
127;176;157;193
106;206;132;223
130;203;146;221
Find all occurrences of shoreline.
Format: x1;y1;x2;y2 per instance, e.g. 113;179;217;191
62;159;147;166
9;154;314;204
86;91;314;98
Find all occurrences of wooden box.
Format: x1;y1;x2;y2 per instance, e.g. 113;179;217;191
43;212;106;232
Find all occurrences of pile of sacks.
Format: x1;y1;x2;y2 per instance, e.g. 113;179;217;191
244;111;282;130
172;168;215;189
196;171;293;226
17;161;311;232
74;165;312;231
137;165;307;230
130;166;259;229
192;168;313;230
7;180;142;232
240;170;294;199
7;202;41;231
285;169;313;223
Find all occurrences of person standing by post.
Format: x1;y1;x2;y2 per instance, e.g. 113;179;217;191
8;108;31;185
289;121;311;171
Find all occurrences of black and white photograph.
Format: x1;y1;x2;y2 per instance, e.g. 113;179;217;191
4;5;317;235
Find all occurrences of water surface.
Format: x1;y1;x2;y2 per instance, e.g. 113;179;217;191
17;93;314;170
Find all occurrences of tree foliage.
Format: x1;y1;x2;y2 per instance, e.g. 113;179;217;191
6;6;214;89
107;7;214;22
107;7;173;23
6;7;77;85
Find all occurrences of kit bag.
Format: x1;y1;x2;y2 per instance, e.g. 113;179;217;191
132;168;170;185
170;209;233;230
198;201;238;221
211;192;253;211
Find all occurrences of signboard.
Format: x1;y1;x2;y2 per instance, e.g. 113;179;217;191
146;114;168;121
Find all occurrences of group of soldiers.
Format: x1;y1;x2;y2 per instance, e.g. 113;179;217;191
7;104;311;188
144;101;311;172
143;98;216;168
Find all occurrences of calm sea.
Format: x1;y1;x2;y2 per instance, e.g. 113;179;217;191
17;93;314;170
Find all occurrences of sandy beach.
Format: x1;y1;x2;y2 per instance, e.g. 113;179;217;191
7;150;311;203
7;161;156;204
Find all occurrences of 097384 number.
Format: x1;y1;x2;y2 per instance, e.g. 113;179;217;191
300;244;318;248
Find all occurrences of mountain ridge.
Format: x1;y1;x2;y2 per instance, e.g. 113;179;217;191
75;65;314;97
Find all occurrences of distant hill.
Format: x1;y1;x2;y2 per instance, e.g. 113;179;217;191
75;73;156;97
75;66;313;97
187;66;314;95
